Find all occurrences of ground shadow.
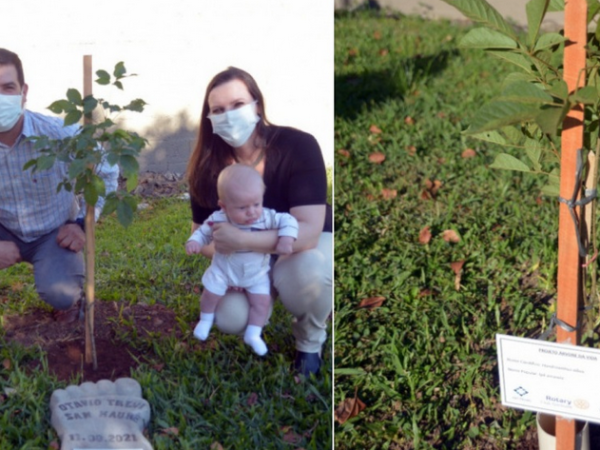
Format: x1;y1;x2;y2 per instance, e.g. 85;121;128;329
335;50;457;120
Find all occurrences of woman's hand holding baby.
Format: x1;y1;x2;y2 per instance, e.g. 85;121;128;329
211;222;247;254
275;236;294;255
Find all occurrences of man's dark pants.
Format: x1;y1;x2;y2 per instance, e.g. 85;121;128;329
0;223;83;310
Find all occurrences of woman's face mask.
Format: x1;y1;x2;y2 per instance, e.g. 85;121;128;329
0;93;23;133
208;101;259;148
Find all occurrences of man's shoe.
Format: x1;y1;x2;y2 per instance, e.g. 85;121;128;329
294;351;321;376
53;299;84;323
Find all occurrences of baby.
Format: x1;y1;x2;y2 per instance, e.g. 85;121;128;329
185;164;298;355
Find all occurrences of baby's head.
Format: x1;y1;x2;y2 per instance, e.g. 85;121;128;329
217;164;265;225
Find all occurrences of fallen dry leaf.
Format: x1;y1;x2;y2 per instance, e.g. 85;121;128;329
161;427;179;436
450;260;466;291
419;226;432;244
450;260;465;275
379;48;389;56
338;149;350;158
358;296;386;309
442;230;460;243
425;179;443;195
282;430;303;444
369;124;382;134
381;188;397;200
348;48;358;57
210;443;224;450
404;116;415;125
462;148;476;158
406;145;417;156
421;179;443;200
368;152;386;163
373;30;382;40
419;288;434;297
437;111;447;119
2;359;11;370
153;363;165;372
335;390;367;424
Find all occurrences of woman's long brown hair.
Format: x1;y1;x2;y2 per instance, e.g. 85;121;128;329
187;67;274;208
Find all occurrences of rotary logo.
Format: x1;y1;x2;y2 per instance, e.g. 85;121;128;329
573;399;590;410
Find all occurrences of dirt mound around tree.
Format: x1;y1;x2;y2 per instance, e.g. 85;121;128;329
3;301;184;382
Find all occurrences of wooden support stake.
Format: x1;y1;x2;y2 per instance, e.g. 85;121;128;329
83;54;97;369
556;0;587;448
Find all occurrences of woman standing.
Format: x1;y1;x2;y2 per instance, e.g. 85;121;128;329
186;67;332;376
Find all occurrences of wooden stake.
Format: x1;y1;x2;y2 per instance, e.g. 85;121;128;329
83;55;97;369
556;0;587;448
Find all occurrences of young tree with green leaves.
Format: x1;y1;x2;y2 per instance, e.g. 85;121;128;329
24;61;147;368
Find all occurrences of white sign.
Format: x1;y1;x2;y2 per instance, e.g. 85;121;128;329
496;333;600;423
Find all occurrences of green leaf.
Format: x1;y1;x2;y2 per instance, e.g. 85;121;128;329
526;0;549;48
113;80;124;90
66;88;82;106
119;154;139;177
488;51;534;74
113;62;126;79
92;173;106;197
502;125;526;143
501;72;535;90
471;130;507;145
542;169;560;196
570;86;599;105
64;110;82;126
499;81;554;105
547;0;564;12
534;32;565;51
459;27;518;49
116;199;134;227
102;194;118;216
441;0;517;39
490;153;532;172
83;96;98;115
83;179;99;206
467;101;539;134
48;99;73;114
68;159;87;180
535;103;569;135
524;139;544;171
37;155;56;171
95;70;110;85
126;172;138;193
589;0;600;24
547;79;568;100
22;159;37;171
123;99;146;112
75;175;87;194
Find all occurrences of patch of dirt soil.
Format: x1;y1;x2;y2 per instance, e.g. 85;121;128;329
128;171;187;198
3;301;182;383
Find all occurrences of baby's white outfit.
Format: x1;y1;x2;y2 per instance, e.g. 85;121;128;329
187;208;298;295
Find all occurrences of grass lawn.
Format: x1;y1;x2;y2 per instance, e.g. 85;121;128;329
334;9;569;449
0;197;332;449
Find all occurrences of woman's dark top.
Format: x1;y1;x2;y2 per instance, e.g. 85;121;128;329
190;126;332;232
